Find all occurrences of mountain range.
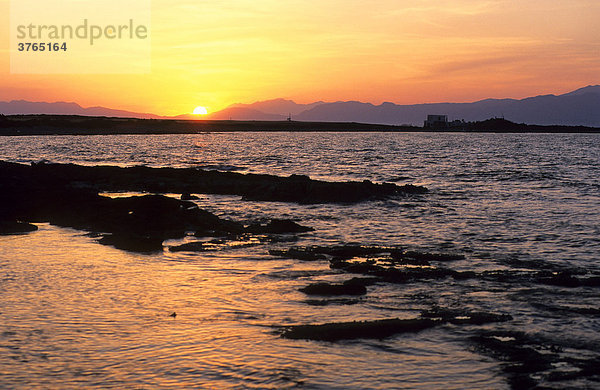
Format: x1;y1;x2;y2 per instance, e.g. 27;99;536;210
2;85;599;126
0;100;164;119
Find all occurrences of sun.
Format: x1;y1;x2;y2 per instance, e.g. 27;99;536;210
192;106;208;115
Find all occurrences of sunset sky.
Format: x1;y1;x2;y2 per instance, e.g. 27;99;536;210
1;0;599;116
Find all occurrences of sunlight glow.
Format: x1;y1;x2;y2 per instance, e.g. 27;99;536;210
1;0;598;115
193;106;208;115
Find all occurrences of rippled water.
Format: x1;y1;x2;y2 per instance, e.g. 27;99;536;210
1;132;599;388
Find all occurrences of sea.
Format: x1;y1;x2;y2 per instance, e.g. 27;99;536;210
0;132;599;389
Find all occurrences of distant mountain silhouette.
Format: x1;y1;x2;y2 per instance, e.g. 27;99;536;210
293;86;600;126
204;106;286;120
207;85;599;126
229;98;325;116
2;85;599;125
203;98;326;120
560;85;600;97
0;100;164;119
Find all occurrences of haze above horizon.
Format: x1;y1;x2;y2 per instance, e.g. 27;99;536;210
1;0;599;116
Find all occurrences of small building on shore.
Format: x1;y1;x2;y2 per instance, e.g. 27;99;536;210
424;115;448;128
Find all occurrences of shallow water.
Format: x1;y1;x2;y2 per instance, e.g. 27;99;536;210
1;132;599;388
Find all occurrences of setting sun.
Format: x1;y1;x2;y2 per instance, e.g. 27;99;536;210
193;106;208;115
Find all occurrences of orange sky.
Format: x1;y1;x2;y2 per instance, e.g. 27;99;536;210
1;0;599;116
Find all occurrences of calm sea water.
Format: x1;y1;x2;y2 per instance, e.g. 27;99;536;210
1;132;599;389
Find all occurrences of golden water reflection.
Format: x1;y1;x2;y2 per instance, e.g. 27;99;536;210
0;224;505;389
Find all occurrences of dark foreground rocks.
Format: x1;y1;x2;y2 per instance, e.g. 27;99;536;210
0;160;426;248
0;220;38;235
471;330;600;389
280;310;512;341
271;244;600;290
1;160;354;251
98;233;166;253
270;245;464;265
25;192;241;253
299;280;368;296
273;242;600;388
0;160;249;251
282;318;437;341
0;161;427;205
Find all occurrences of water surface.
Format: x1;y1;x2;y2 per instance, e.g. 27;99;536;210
1;132;599;388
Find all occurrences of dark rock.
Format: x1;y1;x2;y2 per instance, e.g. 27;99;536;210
273;244;476;286
508;374;538;389
388;250;431;266
313;244;395;260
0;220;38;235
299;281;367;296
546;357;600;383
398;184;429;195
3;161;427;204
329;258;352;269
98;233;164;253
281;318;438;341
368;265;461;284
471;330;557;388
537;271;582;287
246;219;314;234
0;160;246;251
180;192;199;200
343;262;387;275
274;244;467;268
581;276;600;287
421;308;513;325
535;271;600;288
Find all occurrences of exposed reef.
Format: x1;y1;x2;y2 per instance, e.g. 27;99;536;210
0;161;249;251
0;160;425;251
270;245;464;265
299;280;368;296
0;220;38;235
280;310;512;341
281;318;437;341
0;161;427;205
471;330;600;389
270;243;600;387
270;244;600;289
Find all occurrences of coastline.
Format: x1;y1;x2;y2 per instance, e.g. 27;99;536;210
1;114;599;135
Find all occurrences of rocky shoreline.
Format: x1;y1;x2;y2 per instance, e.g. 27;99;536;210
0;160;426;250
2;159;600;389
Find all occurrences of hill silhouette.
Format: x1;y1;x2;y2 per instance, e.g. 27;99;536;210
0;100;163;119
209;85;600;126
291;86;600;126
2;85;599;126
